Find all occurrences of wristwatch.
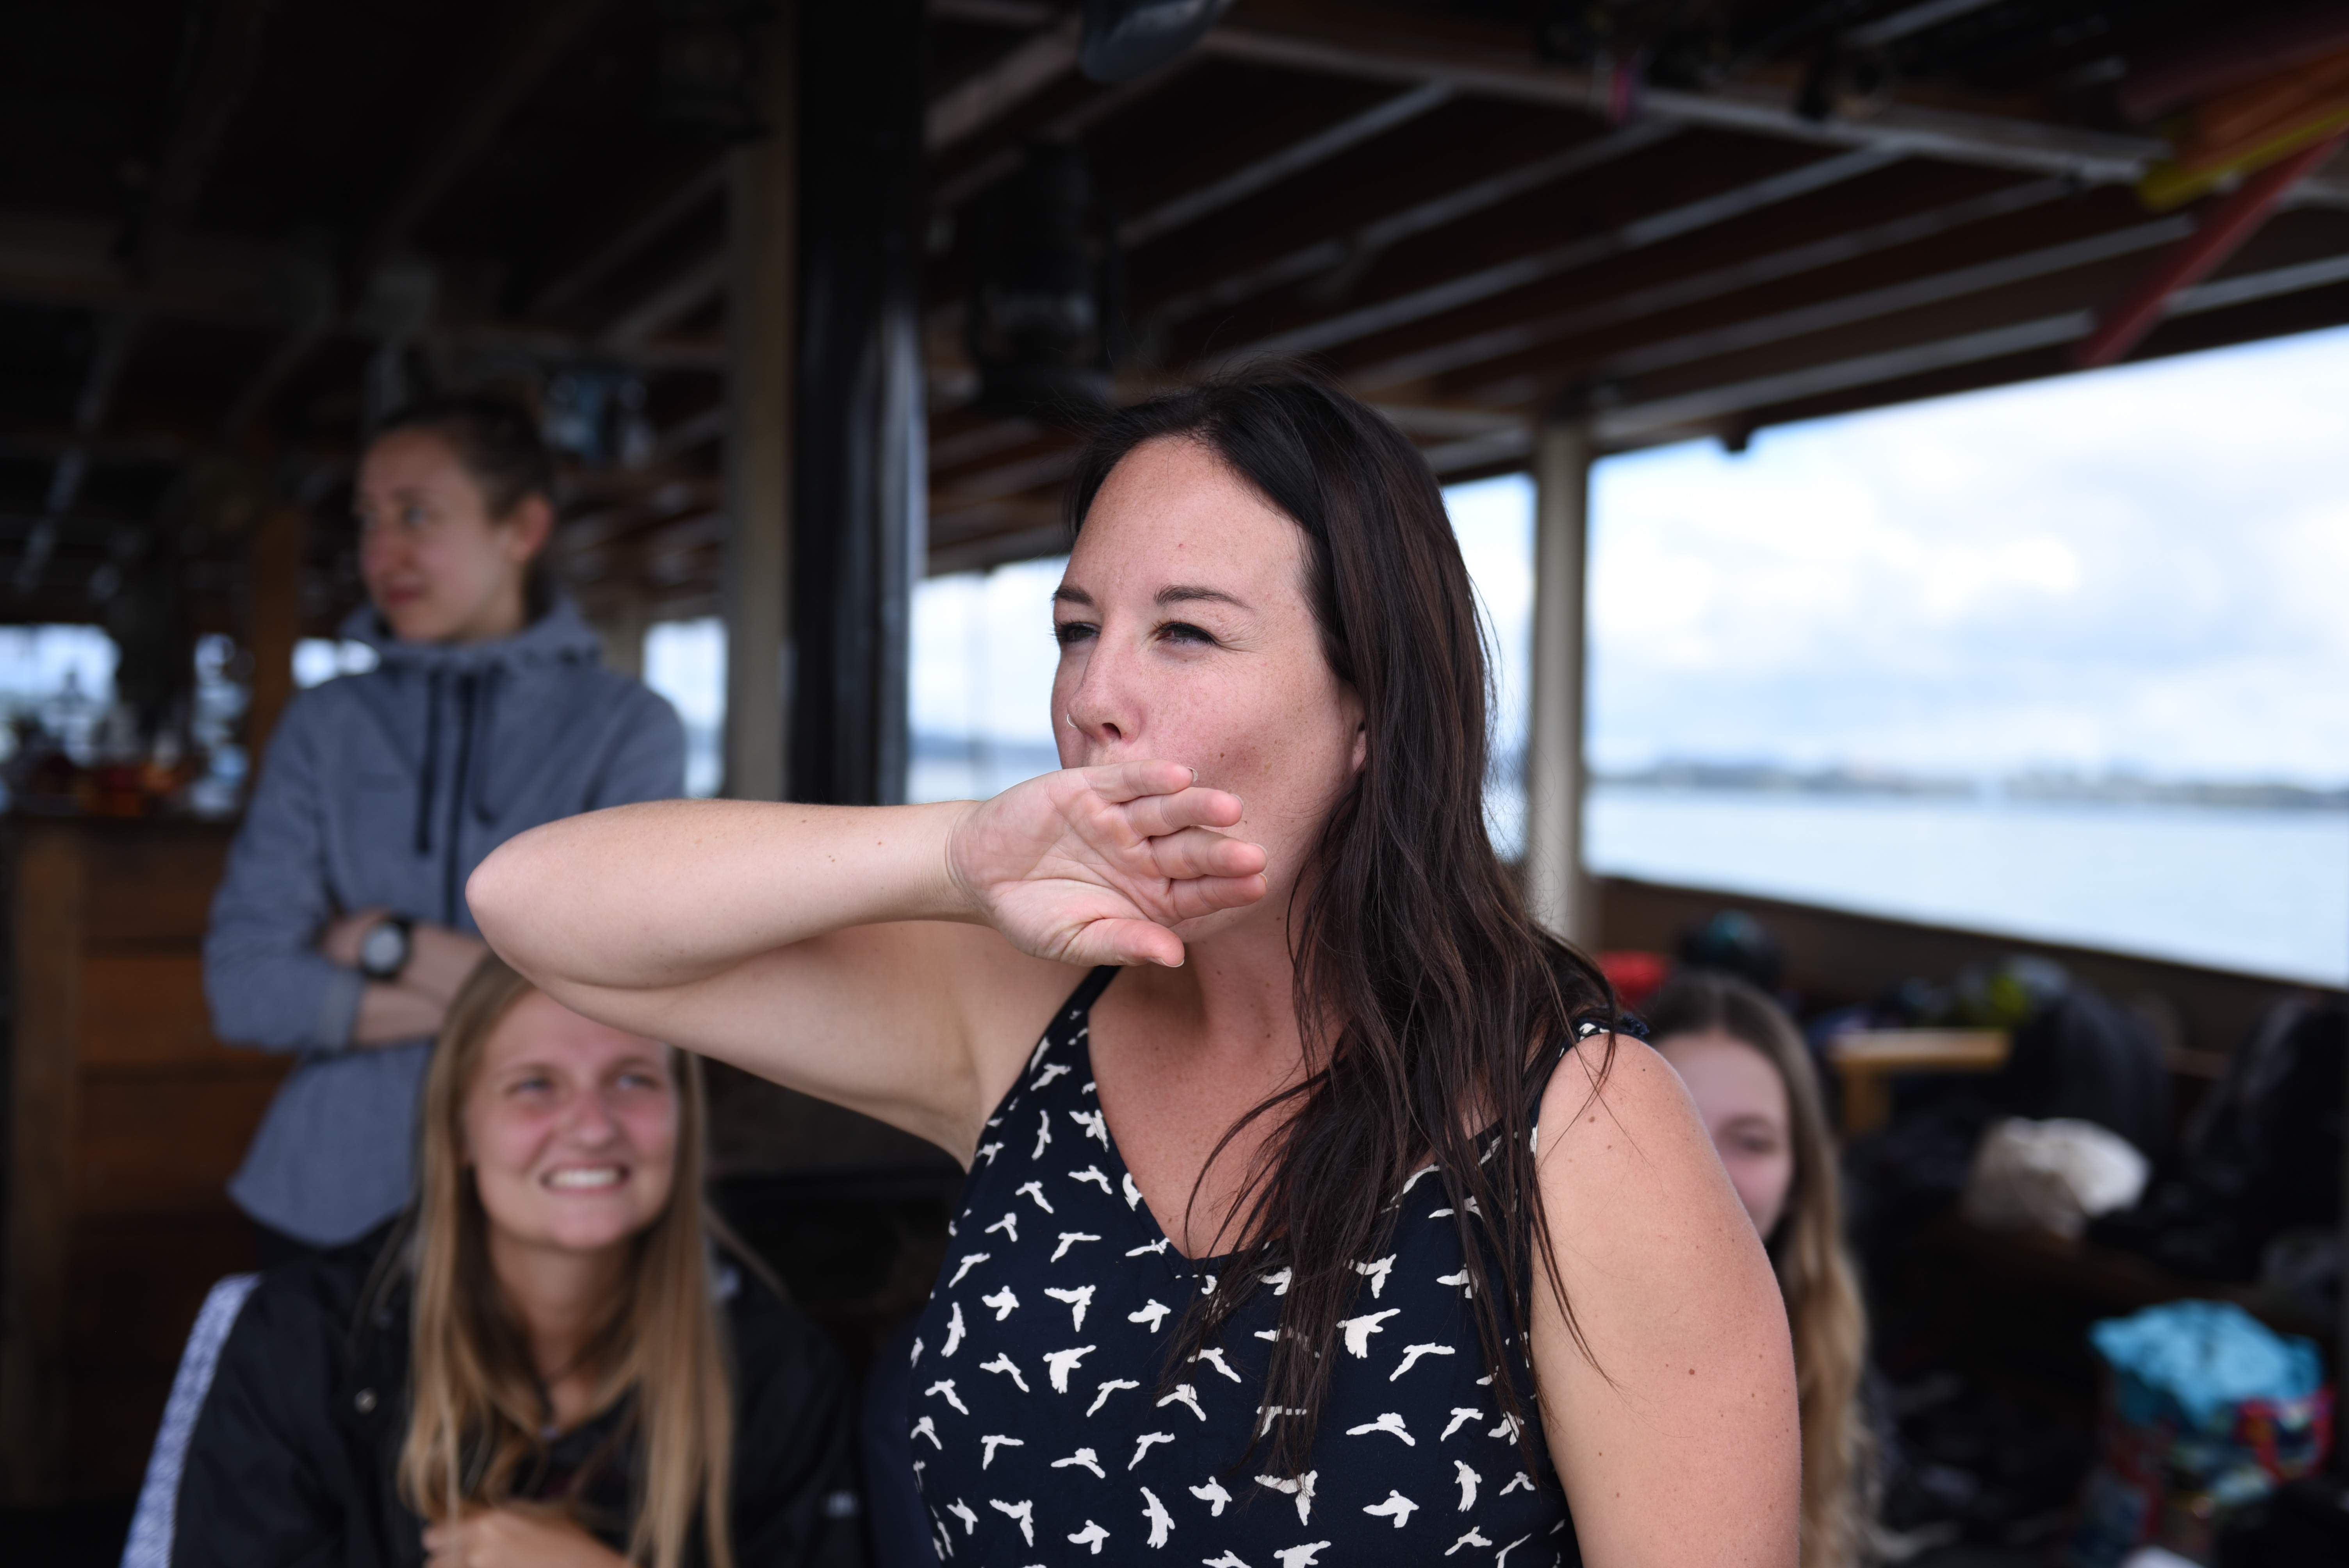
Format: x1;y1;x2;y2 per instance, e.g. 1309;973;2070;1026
357;916;415;981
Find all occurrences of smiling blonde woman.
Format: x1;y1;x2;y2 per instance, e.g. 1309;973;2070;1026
172;957;865;1568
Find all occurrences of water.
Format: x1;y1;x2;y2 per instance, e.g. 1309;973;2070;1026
1585;786;2349;985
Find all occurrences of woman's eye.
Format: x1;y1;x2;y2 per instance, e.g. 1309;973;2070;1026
1158;621;1215;646
1053;621;1096;647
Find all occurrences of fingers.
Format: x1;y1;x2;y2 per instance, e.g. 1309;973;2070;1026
1141;825;1267;882
1120;784;1246;839
1162;872;1270;923
1067;917;1189;969
1082;759;1198;804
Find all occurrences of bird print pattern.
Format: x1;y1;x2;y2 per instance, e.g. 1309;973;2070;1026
910;968;1581;1566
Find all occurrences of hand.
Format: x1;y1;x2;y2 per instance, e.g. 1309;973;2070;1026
422;1505;626;1568
946;760;1269;968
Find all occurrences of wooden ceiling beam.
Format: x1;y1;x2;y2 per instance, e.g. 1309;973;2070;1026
601;250;729;348
927;11;1082;152
1219;144;1902;363
1350;175;2075;391
123;0;274;276
529;158;728;319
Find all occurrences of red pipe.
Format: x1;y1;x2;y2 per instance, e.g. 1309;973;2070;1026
2072;130;2349;369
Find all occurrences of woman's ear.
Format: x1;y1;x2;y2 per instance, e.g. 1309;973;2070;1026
1351;720;1368;773
503;494;554;564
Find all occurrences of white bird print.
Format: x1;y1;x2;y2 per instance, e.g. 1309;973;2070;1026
1125;1237;1169;1256
1400;1162;1438;1195
1499;1471;1535;1496
1071;1108;1109;1146
1033;1061;1072;1090
980;1434;1025;1470
1439;1408;1481;1440
989;1497;1037;1547
911;1415;941;1449
1189;1479;1233;1517
1353;1255;1396;1297
1490;1413;1524;1443
1051;1447;1105;1479
1033;1110;1053;1159
945;1499;978;1534
1429;1197;1482;1217
1043;1345;1096;1393
1141;1486;1176;1547
1253;1470;1317;1525
1028;1033;1053;1072
1052;1231;1101;1262
1128;1299;1172;1332
1271;1542;1331;1567
1436;1268;1473;1296
1045;1283;1096;1329
1263;1267;1292;1296
1346;1411;1417;1446
944;1301;967;1356
977;1142;1002;1165
1128;1431;1176;1469
1199;1274;1217;1297
980;1286;1019;1322
1338;1308;1402;1358
1192;1347;1242;1383
1086;1379;1141;1415
1203;1551;1249;1567
1067;1520;1109;1554
1256;1404;1306;1435
1444;1528;1493;1556
948;1254;989;1288
1156;1383;1205;1421
1494;1533;1533;1566
986;1212;1019;1243
924;1379;968;1415
1392;1343;1456;1381
1363;1490;1420;1528
1068;1165;1113;1194
1453;1460;1479;1510
979;1353;1030;1392
1121;1172;1144;1210
909;1336;923;1368
1016;1180;1056;1214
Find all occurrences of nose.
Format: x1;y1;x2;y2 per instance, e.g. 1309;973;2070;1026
561;1087;621;1146
1062;642;1140;754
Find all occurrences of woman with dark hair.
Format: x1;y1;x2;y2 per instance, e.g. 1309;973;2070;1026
474;369;1798;1565
1647;971;1876;1568
205;397;685;1258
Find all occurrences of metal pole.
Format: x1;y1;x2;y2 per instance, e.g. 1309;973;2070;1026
720;3;797;803
1526;415;1595;949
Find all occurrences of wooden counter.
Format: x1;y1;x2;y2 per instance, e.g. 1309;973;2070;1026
0;816;287;1504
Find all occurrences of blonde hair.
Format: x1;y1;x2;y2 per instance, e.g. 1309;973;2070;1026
1647;971;1875;1568
394;956;743;1568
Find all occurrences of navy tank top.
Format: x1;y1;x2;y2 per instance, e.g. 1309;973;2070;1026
909;968;1584;1567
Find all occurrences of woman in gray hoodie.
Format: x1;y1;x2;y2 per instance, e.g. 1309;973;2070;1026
204;397;684;1254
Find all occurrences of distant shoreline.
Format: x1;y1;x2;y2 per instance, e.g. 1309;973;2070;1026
1590;765;2349;813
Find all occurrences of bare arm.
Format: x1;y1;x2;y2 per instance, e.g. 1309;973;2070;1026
466;763;1267;1158
321;910;490;1044
1531;1037;1801;1568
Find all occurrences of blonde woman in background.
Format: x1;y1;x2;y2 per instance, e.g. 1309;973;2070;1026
172;957;865;1568
1648;969;1877;1568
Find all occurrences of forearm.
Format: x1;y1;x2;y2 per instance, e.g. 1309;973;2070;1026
350;982;448;1044
469;797;977;993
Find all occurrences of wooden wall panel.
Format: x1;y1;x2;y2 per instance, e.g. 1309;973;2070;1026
79;951;284;1072
74;1075;283;1218
78;828;226;945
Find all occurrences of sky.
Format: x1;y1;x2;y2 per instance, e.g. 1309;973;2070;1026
1584;323;2349;786
908;321;2349;793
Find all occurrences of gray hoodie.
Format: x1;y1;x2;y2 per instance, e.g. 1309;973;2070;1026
204;595;684;1244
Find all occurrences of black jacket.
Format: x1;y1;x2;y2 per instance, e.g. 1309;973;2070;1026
172;1237;866;1568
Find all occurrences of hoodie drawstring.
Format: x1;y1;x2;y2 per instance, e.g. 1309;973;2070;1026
440;674;479;926
413;669;444;856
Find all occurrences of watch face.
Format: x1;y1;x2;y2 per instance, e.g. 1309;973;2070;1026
360;922;406;975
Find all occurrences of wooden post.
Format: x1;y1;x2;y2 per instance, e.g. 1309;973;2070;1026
245;500;303;766
589;592;649;679
720;3;796;804
0;827;85;1504
1526;417;1595;949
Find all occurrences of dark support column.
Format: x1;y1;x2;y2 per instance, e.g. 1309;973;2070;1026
790;0;928;806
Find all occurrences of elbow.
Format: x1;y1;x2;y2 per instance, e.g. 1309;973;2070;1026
466;832;545;971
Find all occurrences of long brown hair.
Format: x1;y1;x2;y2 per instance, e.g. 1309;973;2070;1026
1061;366;1623;1476
393;955;744;1568
1646;970;1874;1568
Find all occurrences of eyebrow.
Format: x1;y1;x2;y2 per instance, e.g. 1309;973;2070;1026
1049;584;1254;613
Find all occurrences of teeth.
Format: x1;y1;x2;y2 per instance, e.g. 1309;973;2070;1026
546;1167;622;1189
